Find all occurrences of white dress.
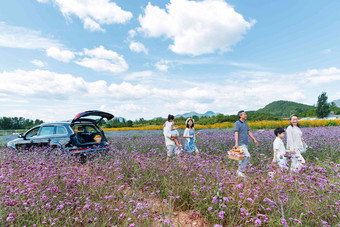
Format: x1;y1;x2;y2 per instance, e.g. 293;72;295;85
165;121;178;136
286;125;306;171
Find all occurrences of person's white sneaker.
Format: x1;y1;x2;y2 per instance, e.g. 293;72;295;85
237;171;246;178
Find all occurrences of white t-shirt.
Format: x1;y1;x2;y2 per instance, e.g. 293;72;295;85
183;128;195;142
273;137;286;159
163;128;176;146
165;121;174;132
286;125;304;153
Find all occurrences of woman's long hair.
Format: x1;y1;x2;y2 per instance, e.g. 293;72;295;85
186;118;194;129
289;114;301;128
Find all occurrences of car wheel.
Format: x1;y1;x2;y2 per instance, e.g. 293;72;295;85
79;154;87;164
16;144;26;152
50;146;64;154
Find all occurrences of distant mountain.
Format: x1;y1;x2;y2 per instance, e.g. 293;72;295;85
332;99;340;107
175;111;218;118
256;100;315;116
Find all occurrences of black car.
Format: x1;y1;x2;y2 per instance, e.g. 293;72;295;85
7;110;114;155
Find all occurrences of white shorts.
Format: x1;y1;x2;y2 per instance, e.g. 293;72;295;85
166;145;181;157
277;157;288;169
168;130;178;136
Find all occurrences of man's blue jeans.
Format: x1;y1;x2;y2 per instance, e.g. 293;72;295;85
238;145;250;173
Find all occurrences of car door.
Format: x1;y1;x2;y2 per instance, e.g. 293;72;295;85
32;126;55;147
16;126;40;149
53;125;70;146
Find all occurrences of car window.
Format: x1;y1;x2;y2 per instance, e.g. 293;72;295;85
56;126;67;135
86;125;98;133
74;125;99;132
25;127;40;138
39;126;55;136
74;125;85;132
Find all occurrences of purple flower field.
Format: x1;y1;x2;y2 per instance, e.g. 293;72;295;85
0;127;339;226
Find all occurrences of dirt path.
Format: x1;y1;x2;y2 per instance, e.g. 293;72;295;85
79;165;211;226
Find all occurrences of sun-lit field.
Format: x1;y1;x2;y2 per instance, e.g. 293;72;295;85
0;127;339;226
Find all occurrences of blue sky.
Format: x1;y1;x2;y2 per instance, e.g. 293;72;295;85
1;0;340;121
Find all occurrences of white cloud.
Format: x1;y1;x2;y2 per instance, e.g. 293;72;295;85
303;67;340;84
128;29;137;39
0;69;87;100
169;100;210;113
46;47;76;62
1;67;339;121
138;0;255;55
83;17;104;32
129;41;148;54
82;45;123;59
228;61;262;69
75;45;128;73
38;0;133;32
124;70;154;80
155;59;171;72
75;58;128;73
99;103;148;119
118;104;147;113
0;22;61;49
45;45;128;73
322;49;332;54
115;104;148;114
0;69;147;100
107;82;150;99
182;87;214;101
31;59;46;68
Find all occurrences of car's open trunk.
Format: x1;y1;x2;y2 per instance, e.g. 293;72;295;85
72;124;105;146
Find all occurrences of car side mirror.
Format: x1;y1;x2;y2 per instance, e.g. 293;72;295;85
18;134;23;138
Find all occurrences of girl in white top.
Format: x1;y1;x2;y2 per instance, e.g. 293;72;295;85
164;120;178;135
286;114;306;172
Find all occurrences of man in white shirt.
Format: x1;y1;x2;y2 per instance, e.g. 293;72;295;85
164;125;181;165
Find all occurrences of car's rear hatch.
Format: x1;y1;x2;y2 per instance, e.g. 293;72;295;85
71;110;114;125
68;110;113;154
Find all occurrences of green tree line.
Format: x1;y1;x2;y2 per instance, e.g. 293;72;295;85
100;111;308;128
101;94;340;128
0;117;44;130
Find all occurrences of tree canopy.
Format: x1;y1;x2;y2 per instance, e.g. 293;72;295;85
316;92;330;118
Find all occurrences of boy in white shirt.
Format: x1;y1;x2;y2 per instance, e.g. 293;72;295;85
272;128;295;170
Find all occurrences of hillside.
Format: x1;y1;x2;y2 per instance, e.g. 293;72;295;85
175;111;218;118
256;100;315;116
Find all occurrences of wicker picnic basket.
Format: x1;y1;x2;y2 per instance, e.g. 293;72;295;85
94;135;102;143
227;148;245;161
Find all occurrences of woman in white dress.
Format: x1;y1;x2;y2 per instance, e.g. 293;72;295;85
286;114;306;172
